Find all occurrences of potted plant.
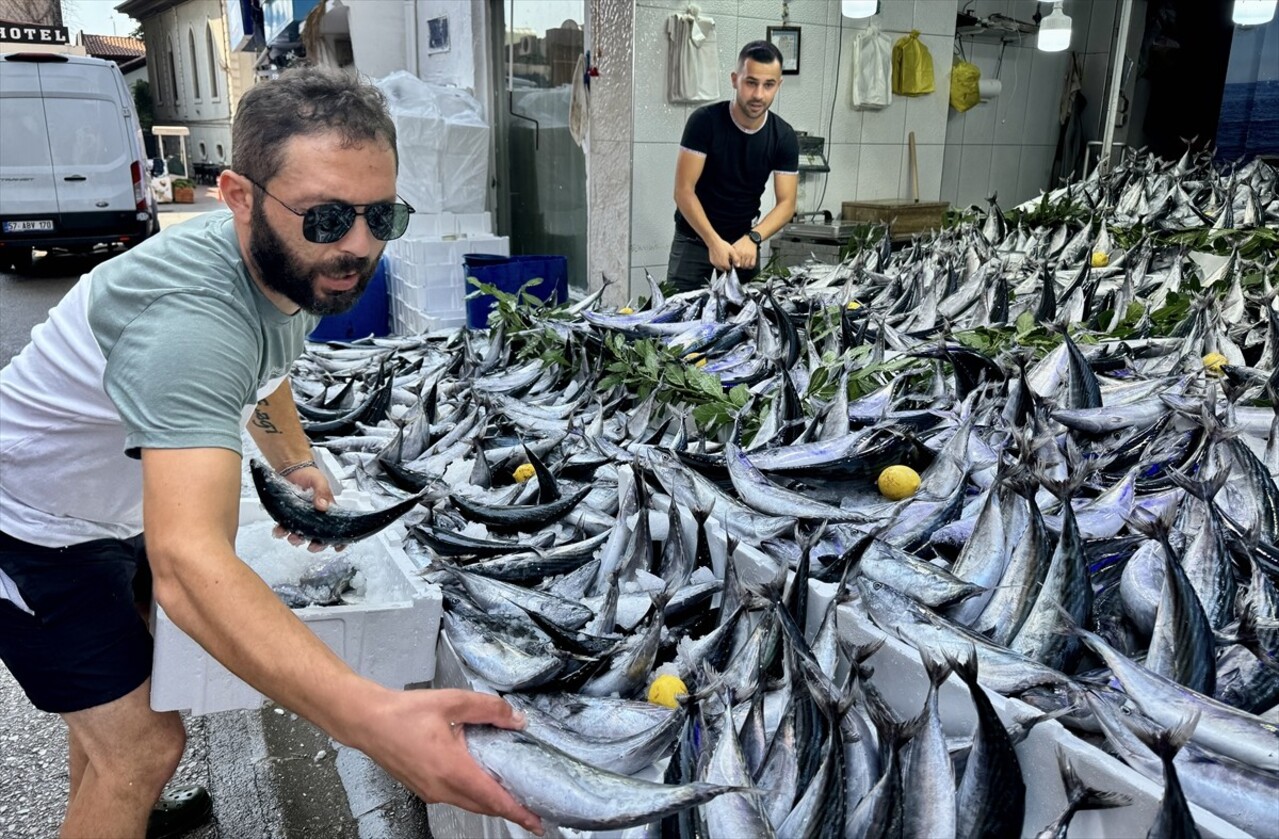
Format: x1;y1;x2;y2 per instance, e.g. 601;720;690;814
171;178;196;204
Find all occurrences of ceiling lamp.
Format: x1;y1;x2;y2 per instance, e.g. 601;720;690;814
842;1;877;18
1233;0;1277;25
1037;2;1072;52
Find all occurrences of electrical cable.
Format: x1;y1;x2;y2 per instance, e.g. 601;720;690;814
813;20;844;216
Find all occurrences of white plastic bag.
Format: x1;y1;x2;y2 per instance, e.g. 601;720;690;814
851;25;892;111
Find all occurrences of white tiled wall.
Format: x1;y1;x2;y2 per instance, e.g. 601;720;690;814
938;0;1123;210
599;0;1122;295
627;0;959;293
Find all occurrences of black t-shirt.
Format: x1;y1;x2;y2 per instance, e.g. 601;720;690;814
674;101;800;242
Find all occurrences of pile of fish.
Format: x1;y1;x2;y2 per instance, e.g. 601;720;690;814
251;148;1279;836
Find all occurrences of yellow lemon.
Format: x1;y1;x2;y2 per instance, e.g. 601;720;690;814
1090;251;1110;268
1202;352;1228;375
847;300;862;310
647;674;688;708
878;465;921;501
619;306;635;315
513;463;536;483
685;352;702;362
695;358;708;368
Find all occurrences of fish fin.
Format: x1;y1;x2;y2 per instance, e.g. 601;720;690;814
918;647;953;691
1056;746;1133;812
1165;466;1229;504
1122;710;1200;767
941;644;979;686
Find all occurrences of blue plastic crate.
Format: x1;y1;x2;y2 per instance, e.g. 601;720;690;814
463;253;568;329
309;256;391;341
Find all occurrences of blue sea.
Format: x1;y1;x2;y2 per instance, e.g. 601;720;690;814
1216;79;1279;161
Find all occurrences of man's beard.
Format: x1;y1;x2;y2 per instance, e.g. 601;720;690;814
249;202;376;316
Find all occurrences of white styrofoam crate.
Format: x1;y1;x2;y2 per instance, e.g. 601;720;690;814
401;211;494;240
150;498;442;715
391;235;509;274
420;311;467;333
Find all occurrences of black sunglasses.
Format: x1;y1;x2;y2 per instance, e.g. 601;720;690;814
245;176;415;244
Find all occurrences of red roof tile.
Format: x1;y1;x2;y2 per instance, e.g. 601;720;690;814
78;34;145;59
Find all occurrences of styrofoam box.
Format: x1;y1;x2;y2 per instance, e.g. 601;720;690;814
427;491;1252;839
150;497;443;715
390;234;509;273
401;211;493;240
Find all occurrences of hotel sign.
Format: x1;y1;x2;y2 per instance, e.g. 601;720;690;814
0;21;70;46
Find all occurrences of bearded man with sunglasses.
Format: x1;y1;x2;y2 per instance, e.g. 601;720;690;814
0;67;542;839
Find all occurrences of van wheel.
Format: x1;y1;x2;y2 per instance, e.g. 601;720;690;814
8;248;33;273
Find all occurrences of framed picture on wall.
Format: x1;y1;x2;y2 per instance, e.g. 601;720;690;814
427;15;450;54
766;26;801;75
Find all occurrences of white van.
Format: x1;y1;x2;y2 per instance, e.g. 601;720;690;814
0;53;157;272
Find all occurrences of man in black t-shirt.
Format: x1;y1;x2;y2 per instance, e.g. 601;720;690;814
667;40;800;292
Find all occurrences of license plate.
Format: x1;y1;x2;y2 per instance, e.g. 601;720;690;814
3;220;53;233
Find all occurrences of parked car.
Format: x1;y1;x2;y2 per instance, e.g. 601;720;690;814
0;53;158;272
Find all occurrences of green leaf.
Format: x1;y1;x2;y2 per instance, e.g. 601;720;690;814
1015;310;1036;337
728;383;751;407
806;367;829;398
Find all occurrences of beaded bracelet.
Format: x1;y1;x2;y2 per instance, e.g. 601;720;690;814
277;459;317;478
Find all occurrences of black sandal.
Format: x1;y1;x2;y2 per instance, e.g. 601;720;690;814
146;784;213;839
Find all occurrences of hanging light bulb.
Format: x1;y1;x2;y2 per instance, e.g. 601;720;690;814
1233;0;1277;26
842;1;877;18
1037;2;1072;51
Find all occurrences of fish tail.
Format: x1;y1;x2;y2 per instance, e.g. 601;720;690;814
1057;746;1132;812
1123;710;1200;768
943;644;979;687
918;647;953;691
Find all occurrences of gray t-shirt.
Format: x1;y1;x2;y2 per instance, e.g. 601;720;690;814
0;210;318;549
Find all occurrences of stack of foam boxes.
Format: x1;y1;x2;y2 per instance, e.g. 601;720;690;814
384;212;510;335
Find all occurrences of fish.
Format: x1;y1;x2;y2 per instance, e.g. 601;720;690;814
464;725;742;830
949;646;1026;839
250;458;424;545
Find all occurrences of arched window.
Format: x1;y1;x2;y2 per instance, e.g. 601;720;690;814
188;28;201;100
206;23;219;99
167;41;179;104
152;35;163;104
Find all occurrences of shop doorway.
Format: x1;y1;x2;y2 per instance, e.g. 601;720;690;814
490;0;588;294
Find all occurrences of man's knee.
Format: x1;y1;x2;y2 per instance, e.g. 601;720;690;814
101;713;185;792
66;693;185;795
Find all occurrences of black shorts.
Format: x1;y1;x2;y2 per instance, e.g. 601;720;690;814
0;530;154;714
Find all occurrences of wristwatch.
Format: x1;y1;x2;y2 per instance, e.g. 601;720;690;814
747;229;762;245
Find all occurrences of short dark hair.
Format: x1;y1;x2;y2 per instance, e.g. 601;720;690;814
231;66;397;186
738;40;783;70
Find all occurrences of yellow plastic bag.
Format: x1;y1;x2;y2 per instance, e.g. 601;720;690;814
892;30;935;96
950;58;981;112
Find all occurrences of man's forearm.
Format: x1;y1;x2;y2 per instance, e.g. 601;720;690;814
150;535;377;743
675;190;726;247
248;379;313;470
753;198;797;241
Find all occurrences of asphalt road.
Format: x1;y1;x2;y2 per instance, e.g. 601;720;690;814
0;207;431;838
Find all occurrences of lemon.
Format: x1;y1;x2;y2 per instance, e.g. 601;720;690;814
1090;251;1110;268
647;674;688;708
619;306;635;315
878;465;921;500
1202;352;1228;375
847;300;862;310
513;463;536;483
685;352;702;362
695;358;708;368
